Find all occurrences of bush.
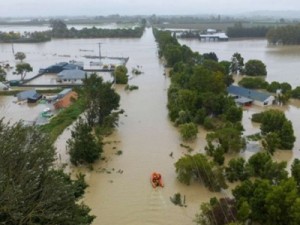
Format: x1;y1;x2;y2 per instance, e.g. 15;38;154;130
179;122;198;141
238;77;268;89
244;59;267;76
68;118;102;165
114;65;128;84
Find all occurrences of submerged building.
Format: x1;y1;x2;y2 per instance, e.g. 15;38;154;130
227;85;275;106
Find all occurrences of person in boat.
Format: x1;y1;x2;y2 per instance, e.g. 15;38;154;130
152;172;162;187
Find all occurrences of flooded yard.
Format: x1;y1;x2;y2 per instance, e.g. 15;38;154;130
1;27;300;224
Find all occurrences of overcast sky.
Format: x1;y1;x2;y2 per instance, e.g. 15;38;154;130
1;0;300;17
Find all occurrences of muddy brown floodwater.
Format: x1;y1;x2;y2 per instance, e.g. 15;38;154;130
59;28;225;225
1;27;300;224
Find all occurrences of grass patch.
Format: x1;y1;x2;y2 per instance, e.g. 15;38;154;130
0;88;63;96
246;133;262;141
39;97;85;143
125;85;139;91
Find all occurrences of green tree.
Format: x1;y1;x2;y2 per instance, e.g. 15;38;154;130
68;117;102;165
262;132;280;155
244;59;267;76
233;179;271;223
255;109;295;150
247;152;288;183
164;44;183;66
15;63;33;80
280;82;292;94
237;201;251;222
230;52;244;74
279;120;296;149
291;86;300;99
224;106;243;123
175;154;227;191
265;179;298;225
206;124;246;153
291;159;300;187
0;120;94;224
83;74;120;127
14;51;26;62
267;81;281;92
195;198;237;225
203;52;218;62
225;158;250;182
238;77;268;89
114;65;128;84
179;122;198;141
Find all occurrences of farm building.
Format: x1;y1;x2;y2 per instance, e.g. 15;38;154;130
54;88;78;109
57;69;86;83
227;85;275;106
39;62;83;74
17;90;42;103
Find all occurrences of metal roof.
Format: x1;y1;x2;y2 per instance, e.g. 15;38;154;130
57;69;85;80
17;90;38;101
227;85;272;102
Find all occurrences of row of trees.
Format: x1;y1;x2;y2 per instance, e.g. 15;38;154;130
0;31;50;43
154;28;299;225
0;19;146;43
153;29;242;140
67;74;121;165
267;24;300;45
226;23;270;38
50;19;146;39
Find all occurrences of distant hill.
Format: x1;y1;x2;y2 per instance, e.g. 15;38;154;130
239;10;300;19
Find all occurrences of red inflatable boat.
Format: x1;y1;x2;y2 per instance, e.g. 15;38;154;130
151;172;164;188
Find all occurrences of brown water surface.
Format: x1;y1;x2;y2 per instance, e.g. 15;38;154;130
1;28;300;224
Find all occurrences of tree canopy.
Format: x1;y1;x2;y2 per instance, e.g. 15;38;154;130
68;117;103;166
0;119;94;224
244;59;267;76
175;154;227;192
14;52;26;62
83;74;120;127
252;109;295;150
15;63;33;80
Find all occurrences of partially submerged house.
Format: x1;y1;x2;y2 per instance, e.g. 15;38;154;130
227;85;275;106
17;90;42;103
54;88;78;109
57;69;86;83
39;62;84;74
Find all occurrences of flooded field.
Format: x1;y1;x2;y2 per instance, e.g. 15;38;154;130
1;27;300;224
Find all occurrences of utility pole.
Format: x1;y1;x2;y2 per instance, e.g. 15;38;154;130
98;42;102;61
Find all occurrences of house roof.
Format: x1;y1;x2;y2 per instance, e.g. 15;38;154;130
57;69;85;80
227;85;272;102
62;64;83;70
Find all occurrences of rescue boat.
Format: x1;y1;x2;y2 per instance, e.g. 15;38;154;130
151;172;164;188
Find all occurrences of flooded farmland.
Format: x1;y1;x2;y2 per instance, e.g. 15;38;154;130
1;27;300;224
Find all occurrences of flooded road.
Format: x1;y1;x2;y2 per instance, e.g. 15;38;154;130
1;27;300;224
69;28;224;225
